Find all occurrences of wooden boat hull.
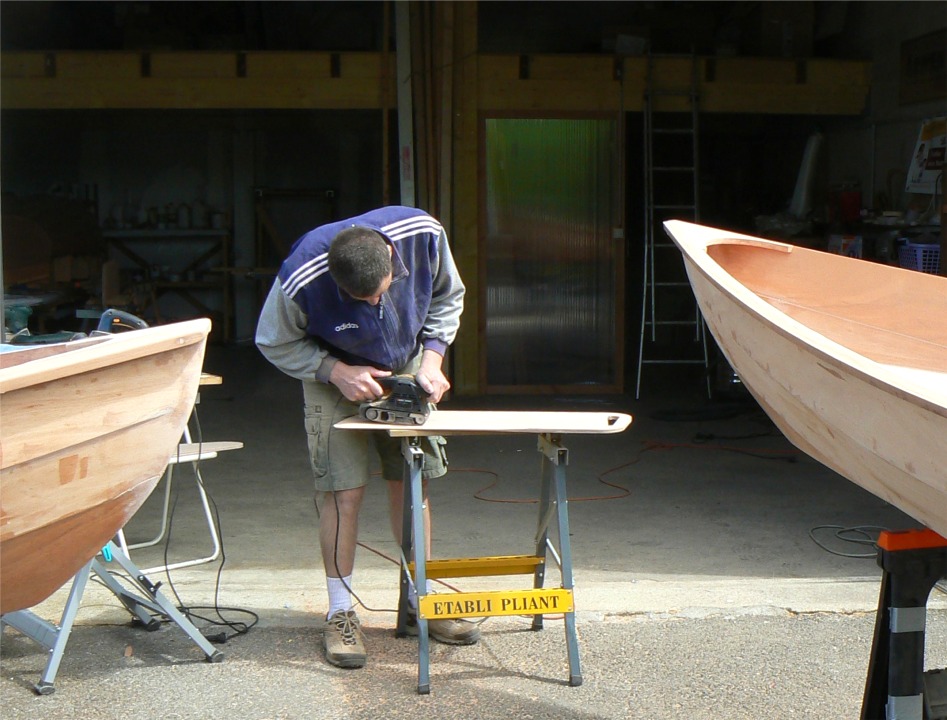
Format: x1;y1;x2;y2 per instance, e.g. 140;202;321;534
664;220;947;537
0;319;211;614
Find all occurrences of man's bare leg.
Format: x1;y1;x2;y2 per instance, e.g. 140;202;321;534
318;485;369;668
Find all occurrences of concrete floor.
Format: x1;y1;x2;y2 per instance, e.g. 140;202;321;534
2;344;945;719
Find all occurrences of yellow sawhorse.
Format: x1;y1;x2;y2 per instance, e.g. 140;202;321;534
336;409;632;694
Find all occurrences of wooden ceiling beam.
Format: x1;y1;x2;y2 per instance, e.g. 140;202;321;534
1;51;870;116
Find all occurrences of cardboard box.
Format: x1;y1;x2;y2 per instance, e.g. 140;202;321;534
827;234;863;258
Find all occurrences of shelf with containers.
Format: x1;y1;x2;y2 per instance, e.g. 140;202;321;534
102;228;233;342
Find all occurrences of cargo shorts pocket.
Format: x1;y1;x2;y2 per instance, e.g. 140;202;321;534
423;435;449;478
432;435;448;467
304;403;330;478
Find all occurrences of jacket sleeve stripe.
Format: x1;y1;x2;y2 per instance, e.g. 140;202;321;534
283;255;329;298
383;217;443;241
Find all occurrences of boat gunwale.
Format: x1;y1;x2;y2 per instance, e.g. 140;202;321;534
663;220;947;417
0;318;212;613
0;318;212;395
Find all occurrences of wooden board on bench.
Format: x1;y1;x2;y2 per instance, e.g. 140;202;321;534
335;410;632;437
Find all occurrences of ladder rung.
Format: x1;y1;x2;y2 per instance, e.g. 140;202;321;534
645;315;698;322
651;282;692;288
652;128;695;135
648;52;700;60
650;89;695;97
640;359;707;365
653;166;695;172
654;204;696;210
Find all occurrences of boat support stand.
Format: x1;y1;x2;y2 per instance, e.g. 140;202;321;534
861;528;947;720
0;540;224;695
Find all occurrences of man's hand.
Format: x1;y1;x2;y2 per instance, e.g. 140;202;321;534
329;362;392;402
415;349;450;404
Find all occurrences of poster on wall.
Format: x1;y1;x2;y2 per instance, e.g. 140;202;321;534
905;116;945;195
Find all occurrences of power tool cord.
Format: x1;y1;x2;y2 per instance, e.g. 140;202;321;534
97;405;259;642
159;407;259;641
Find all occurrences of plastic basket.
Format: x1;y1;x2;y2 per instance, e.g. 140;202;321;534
897;243;941;274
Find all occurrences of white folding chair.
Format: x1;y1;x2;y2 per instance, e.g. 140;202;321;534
116;430;242;574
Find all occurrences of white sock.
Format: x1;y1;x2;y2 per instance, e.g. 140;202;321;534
407;578;435;610
327;575;353;618
407;576;418;609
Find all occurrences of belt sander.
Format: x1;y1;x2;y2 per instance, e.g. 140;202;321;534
359;375;431;425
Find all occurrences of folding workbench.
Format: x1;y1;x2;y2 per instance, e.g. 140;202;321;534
337;409;632;694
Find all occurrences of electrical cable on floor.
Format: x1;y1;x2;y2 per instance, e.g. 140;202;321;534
161;474;259;642
656;407;947;592
314;398;800;616
648;400;762;423
126;406;259;643
807;526;947;597
335;446;646;621
656;406;946;594
640;438;799;463
692;430;777;443
466;420;798;506
470;464;632;504
807;524;888;559
350;532;489;622
167;407;259;641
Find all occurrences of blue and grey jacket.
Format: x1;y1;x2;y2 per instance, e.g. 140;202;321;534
256;206;465;383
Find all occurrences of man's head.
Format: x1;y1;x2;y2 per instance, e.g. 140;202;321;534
327;226;393;304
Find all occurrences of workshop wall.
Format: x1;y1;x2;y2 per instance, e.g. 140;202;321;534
0;109;389;341
820;2;946;216
2;2;941;366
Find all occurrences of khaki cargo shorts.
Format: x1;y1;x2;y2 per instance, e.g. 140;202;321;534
301;357;448;492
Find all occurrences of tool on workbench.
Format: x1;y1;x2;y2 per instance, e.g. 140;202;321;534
359;375;431;425
93;308;149;334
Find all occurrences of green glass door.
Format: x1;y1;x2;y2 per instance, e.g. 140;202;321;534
483;117;623;392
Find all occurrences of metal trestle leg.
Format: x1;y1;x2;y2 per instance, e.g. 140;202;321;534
397;431;582;693
861;529;947;720
0;541;224;695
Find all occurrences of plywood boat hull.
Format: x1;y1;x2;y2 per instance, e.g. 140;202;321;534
664;220;947;537
0;319;211;614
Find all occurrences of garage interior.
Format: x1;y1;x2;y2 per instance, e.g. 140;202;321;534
1;2;945;718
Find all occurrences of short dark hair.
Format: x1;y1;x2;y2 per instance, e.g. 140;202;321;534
327;226;392;297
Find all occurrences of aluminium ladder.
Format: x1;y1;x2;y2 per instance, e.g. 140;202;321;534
635;53;710;399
